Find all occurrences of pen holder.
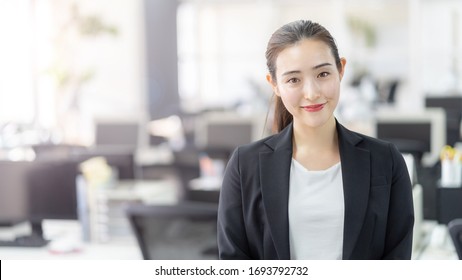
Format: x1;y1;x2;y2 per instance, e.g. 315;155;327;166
441;160;462;188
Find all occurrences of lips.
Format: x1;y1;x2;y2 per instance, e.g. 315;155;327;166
301;102;327;112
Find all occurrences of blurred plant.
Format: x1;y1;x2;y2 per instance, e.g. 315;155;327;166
347;17;376;48
44;2;118;144
48;3;118;94
78;13;118;37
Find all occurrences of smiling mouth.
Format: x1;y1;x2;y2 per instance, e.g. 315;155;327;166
301;102;327;112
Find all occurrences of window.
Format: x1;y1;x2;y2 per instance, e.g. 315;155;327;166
0;0;36;124
177;2;272;112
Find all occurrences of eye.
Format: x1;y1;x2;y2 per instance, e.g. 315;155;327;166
317;72;330;78
287;77;300;84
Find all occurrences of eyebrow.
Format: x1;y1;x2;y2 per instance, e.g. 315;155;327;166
281;62;333;76
313;62;333;69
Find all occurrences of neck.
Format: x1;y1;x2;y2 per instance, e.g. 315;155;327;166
292;116;337;153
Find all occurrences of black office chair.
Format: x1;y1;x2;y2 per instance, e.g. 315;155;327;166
126;202;218;260
448;218;462;259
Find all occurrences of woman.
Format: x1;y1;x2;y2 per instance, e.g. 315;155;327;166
217;20;414;260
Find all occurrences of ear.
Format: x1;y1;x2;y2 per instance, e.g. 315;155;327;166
339;58;347;81
266;73;280;96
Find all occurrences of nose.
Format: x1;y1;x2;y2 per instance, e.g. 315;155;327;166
303;79;321;101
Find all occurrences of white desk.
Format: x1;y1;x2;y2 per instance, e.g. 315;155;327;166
0;220;142;260
113;179;180;204
0;179;180;260
0;242;141;260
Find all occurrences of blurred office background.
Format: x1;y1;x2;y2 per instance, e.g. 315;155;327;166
0;0;461;260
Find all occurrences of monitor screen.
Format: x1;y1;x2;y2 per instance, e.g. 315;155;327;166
0;159;80;241
26;160;80;221
195;112;264;151
425;96;462;146
425;96;462;113
0;161;32;225
374;108;446;167
95;122;140;148
376;123;431;153
206;122;253;150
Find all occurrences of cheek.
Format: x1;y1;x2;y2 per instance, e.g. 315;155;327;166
322;81;340;100
280;89;300;108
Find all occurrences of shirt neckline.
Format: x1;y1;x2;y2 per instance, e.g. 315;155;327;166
291;158;341;174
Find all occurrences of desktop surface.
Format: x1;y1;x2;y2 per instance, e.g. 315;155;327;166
0;178;188;259
0;220;141;259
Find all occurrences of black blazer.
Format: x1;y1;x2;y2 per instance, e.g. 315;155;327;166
217;121;414;259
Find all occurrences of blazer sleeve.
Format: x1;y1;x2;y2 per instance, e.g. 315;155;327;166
383;143;415;259
217;148;252;259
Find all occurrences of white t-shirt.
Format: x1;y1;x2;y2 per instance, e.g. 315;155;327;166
288;159;345;260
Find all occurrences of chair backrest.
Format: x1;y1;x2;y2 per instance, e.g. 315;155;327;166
126;202;218;260
448;218;462;259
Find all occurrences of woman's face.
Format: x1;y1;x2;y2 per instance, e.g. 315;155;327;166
268;39;346;129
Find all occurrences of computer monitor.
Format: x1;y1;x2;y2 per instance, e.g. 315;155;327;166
374;108;446;167
195;112;264;155
26;160;80;221
0;159;80;243
0;161;32;225
94;121;140;148
425;95;462;146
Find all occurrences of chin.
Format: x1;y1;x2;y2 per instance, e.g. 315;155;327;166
298;115;333;129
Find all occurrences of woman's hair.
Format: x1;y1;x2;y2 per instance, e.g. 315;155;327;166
266;20;342;132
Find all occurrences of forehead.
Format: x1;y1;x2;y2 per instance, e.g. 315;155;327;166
275;39;335;72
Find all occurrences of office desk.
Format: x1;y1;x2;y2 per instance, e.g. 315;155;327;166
0;242;141;260
1;179;181;260
0;220;141;260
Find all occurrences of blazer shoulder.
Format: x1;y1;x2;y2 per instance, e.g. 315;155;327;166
235;133;278;156
343;127;405;167
356;131;390;147
340;124;394;151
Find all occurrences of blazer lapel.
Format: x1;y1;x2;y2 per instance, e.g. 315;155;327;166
259;124;293;260
336;122;371;259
